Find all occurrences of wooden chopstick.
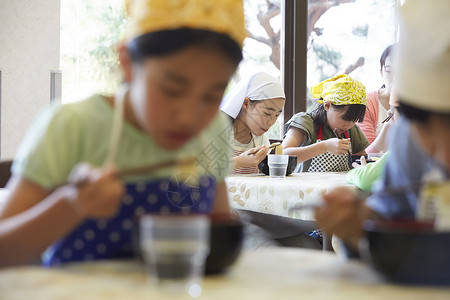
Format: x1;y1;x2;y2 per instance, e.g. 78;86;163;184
268;142;281;149
117;157;196;178
66;158;196;188
381;114;394;123
333;129;341;139
247;142;281;156
333;128;352;155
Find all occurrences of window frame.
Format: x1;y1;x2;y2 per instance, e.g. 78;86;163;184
282;0;308;123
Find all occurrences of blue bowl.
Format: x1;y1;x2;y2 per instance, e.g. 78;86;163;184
362;219;450;286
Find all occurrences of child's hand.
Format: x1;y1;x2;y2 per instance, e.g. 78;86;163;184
64;163;125;218
315;187;364;248
352;155;367;169
325;138;350;155
237;145;269;168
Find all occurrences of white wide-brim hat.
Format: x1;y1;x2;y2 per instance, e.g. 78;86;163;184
397;0;450;113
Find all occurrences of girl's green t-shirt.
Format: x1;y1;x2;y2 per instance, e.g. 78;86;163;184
12;94;232;189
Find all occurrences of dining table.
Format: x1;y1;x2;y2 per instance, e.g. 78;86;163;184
1;247;449;300
0;173;352;222
225;172;354;221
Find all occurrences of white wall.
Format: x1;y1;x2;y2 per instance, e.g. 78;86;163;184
0;0;60;159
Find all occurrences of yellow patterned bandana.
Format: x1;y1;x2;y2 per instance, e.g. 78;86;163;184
125;0;246;47
311;74;367;106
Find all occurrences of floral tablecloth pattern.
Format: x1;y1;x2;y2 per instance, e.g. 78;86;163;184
225;172;354;221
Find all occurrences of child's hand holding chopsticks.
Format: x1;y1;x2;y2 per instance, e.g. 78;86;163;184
327;128;351;155
234;145;268;168
325;137;351;155
64;163;125;218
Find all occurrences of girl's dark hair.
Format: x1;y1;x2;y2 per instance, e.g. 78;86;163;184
310;102;366;132
380;43;397;71
398;100;450;127
397;101;431;123
127;28;243;65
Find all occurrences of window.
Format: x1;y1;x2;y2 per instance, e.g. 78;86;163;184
282;0;402;122
230;0;283;139
60;0;402;133
60;0;125;103
61;0;285;138
306;0;399;109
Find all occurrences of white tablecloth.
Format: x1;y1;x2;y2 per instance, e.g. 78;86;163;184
0;188;9;207
225;172;353;220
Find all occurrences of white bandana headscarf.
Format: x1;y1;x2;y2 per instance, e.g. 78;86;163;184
220;72;285;119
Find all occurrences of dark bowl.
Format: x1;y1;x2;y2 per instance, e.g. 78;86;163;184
258;155;297;176
349;155;377;169
350;154;368;164
205;214;244;274
362;219;450;286
132;214;244;275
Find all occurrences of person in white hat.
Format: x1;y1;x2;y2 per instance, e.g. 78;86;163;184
220;72;285;174
315;0;450;251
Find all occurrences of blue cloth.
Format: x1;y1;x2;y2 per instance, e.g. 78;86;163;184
366;118;443;219
42;176;216;266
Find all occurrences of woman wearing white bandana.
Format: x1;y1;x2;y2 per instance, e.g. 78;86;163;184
220;72;285;174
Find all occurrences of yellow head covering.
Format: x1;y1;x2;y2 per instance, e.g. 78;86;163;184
311;74;366;106
125;0;246;48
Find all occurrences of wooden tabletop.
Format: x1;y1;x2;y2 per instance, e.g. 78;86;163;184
1;247;449;300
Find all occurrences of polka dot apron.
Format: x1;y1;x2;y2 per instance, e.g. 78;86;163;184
42;86;217;266
43;177;216;266
307;127;351;172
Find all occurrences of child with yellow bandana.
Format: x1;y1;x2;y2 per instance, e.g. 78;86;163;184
283;74;369;172
0;0;245;267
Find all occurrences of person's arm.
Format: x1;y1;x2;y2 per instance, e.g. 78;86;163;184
317;120;433;252
282;127;327;162
315;187;383;250
365;116;394;153
0;165;124;267
282;127;350;162
211;181;231;215
0;178;83;267
232;145;269;169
